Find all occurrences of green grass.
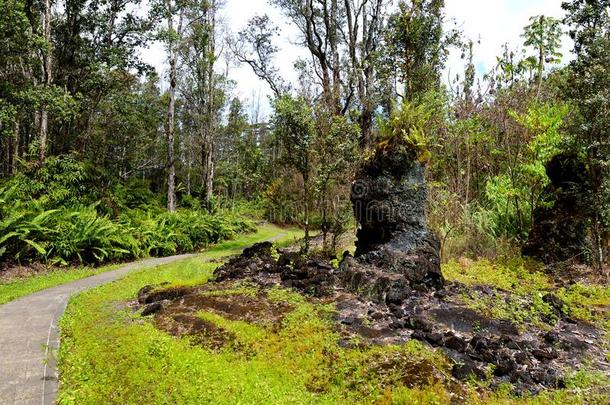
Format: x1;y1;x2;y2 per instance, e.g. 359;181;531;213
444;256;610;355
443;257;552;295
58;230;453;404
0;223;302;305
202;222;304;259
57;243;609;404
0;263;122;305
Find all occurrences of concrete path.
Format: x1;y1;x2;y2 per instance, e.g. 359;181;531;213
0;254;195;405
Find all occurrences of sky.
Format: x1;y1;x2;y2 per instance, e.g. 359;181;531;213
140;0;572;118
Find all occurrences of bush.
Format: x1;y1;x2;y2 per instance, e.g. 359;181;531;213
4;155;105;209
0;156;255;265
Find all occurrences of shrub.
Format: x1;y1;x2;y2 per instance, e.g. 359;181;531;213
0;156;256;265
4;155;104;209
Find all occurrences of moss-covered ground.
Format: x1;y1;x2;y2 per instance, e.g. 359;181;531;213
58;247;609;404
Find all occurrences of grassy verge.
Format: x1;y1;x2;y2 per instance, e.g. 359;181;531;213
0;263;122;305
0;223;302;305
202;222;303;259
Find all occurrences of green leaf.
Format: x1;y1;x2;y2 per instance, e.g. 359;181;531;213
23;239;46;255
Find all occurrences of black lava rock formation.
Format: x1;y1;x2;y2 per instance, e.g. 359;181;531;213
340;139;443;302
523;153;593;264
200;243;607;394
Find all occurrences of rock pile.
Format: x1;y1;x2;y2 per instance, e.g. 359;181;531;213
187;243;607;393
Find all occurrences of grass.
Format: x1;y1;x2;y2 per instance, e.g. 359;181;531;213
444;256;610;359
0;263;122;305
443;257;552;295
57;243;608;404
202;222;304;259
0;223;302;305
58;233;454;404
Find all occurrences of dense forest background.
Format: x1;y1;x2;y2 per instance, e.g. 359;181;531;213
1;0;609;269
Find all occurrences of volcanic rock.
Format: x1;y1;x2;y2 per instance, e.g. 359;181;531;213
339;139;443;303
523;153;594;264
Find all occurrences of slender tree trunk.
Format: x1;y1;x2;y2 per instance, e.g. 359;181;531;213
166;53;177;212
330;0;341;114
165;6;183;212
186;144;192;196
12;121;20;174
201;131;214;203
0;122;5;176
201;0;216;206
303;173;310;254
39;0;53;164
536;43;544;99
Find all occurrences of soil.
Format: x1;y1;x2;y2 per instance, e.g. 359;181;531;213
0;262;54;283
135;279;293;351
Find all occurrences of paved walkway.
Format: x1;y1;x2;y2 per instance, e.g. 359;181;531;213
0;254;195;405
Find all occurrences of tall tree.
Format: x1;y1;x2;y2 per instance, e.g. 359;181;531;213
256;0;389;146
343;0;387;146
53;0;151;155
0;0;33;175
180;0;224;204
229;15;290;97
153;0;186;212
522;15;563;99
38;0;53;163
562;0;610;268
383;0;456;102
272;95;316;252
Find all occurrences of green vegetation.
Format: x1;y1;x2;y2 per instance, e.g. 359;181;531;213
58;248;609;404
58;254;452;404
2;0;610;267
443;258;551;295
0;263;119;305
0;156;255;265
2;0;610;403
0;223;300;305
444;258;610;335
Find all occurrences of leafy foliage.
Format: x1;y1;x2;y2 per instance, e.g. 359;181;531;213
561;0;610;266
483;102;567;238
377;94;445;163
0;156;254;264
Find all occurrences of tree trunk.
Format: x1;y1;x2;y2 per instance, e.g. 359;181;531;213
165;10;179;213
12;121;20;174
201;0;216;206
536;43;544;99
329;0;341;114
166;54;177;212
303;173;310;254
39;0;53;164
201;120;214;205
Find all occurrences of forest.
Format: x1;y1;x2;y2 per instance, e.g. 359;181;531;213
0;0;609;404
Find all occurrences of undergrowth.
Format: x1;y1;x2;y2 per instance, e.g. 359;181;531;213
0;223;301;305
0;155;255;265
